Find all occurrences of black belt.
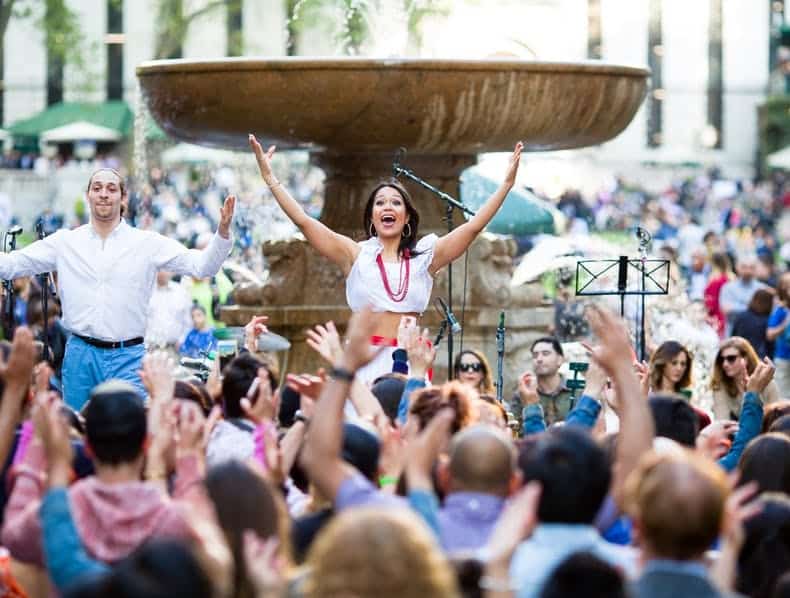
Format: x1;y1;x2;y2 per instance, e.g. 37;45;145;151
73;334;144;350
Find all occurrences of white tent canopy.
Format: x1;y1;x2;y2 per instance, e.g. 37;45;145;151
0;129;9;141
767;146;790;170
40;121;121;143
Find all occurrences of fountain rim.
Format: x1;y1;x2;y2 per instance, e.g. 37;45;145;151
136;56;650;79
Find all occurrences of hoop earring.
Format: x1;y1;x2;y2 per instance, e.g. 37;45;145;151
369;222;377;237
402;223;412;238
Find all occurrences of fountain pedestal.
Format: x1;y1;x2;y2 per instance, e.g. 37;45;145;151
137;58;650;389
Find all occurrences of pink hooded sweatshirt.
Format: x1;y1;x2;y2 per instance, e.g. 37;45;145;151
1;442;200;566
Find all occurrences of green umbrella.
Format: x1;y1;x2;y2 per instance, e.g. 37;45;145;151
460;169;559;235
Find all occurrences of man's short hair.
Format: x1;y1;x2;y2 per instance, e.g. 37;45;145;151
191;304;206;316
449;425;515;496
530;337;564;357
221;353;270;419
649;395;698;447
624;450;728;560
84;380;147;465
539;552;627;598
518;427;611;524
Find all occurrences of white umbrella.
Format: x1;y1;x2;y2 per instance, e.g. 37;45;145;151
767;146;790;170
40;121;121;143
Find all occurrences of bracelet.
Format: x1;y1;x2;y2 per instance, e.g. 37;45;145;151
329;366;355;383
294;410;310;426
478;575;520;592
379;475;398;488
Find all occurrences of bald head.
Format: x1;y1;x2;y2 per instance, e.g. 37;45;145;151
448;425;515;496
625;451;728;560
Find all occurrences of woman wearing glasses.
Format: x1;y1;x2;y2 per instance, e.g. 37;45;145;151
453;349;495;396
711;336;779;420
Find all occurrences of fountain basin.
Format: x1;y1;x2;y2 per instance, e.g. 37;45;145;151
136;58;649;153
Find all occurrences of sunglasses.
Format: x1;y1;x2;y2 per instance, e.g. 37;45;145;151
720;354;741;364
458;362;482;373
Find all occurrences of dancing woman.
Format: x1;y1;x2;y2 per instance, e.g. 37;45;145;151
249;134;523;383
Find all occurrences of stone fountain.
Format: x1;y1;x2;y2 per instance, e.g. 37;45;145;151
137;57;649;386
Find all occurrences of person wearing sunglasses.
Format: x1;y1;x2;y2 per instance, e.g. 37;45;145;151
711;336;779;421
453;349;495;396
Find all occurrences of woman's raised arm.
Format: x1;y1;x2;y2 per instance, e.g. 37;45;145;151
429;142;523;275
249;134;359;274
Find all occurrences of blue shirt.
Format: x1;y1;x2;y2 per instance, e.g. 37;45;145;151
510;523;637;598
179;328;216;358
769;306;790;360
438;492;505;553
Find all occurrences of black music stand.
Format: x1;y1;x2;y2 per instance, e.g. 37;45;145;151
575;254;670;361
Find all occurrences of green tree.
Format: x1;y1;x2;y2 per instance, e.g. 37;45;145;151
0;0;87;125
286;0;448;56
153;0;242;60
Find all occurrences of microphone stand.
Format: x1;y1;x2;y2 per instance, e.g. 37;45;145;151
393;157;475;379
2;226;22;339
495;311;505;403
35;219;51;363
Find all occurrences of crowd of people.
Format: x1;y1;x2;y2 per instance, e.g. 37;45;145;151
0;141;787;598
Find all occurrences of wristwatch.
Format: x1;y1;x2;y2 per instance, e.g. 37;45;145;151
294;410;310;425
329;366;355;383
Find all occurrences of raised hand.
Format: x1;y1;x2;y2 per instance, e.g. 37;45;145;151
585;304;634;377
244;314;269;353
248;134;278;184
517;371;540;406
243;532;286;597
697;420;739;460
746;357;776;395
0;326;36;394
484;481;542;566
305;321;343;365
218;195;236;239
176;401;207;459
503;141;524;187
633;360;650;398
336;306;383;373
405;327;436;380
240;368;278;424
140;351;175;404
286;372;326;401
405;408;454;491
32;392;73;487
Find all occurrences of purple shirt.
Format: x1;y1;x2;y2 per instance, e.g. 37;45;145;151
335;473;407;510
438;492;505;553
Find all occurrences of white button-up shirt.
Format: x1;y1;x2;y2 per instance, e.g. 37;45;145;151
0;220;232;341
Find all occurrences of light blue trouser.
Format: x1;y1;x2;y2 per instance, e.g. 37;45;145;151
62;335;147;412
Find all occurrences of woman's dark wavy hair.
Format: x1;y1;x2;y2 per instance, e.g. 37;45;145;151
363;179;420;257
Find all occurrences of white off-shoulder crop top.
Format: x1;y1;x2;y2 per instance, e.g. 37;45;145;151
346;234;438;314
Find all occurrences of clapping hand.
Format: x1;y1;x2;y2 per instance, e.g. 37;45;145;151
746;357;776;395
244;315;269;353
517;371;540;406
240;368;278;424
405;326;436;380
306;321;343;365
336;306;383;372
32;391;73;487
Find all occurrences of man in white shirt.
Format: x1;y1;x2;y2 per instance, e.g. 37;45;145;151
0;169;235;409
145;271;193;354
719;254;766;336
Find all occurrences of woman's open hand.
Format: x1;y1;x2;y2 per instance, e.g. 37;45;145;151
248;134;277;184
503;141;524;187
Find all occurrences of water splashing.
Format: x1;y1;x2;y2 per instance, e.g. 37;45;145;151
132;79;150;193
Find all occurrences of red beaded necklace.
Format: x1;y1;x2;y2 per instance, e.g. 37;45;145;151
376;248;410;302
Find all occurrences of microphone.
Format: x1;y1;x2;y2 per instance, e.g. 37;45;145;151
437;297;462;335
180;357;211;371
7;225;22;235
393;147;406;177
635;226;651;247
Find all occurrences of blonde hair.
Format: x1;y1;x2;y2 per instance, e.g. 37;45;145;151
304;508;459;598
